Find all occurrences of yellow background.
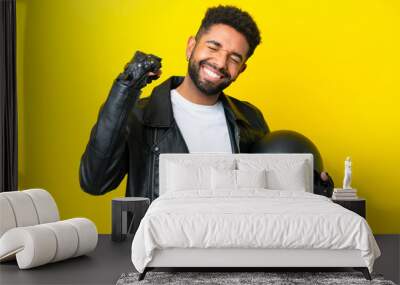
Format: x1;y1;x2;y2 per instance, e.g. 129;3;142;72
16;0;399;234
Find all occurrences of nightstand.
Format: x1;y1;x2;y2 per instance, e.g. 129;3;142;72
332;198;366;218
112;197;150;242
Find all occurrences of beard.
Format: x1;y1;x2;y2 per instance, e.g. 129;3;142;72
188;58;234;96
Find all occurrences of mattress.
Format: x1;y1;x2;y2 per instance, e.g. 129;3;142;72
131;190;381;273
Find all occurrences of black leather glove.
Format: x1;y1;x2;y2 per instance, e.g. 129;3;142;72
117;51;162;89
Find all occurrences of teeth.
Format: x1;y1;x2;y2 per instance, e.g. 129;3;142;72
203;66;221;79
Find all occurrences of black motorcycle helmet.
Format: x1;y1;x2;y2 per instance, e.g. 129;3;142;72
250;130;334;197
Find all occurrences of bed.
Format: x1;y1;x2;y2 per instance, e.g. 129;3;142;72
131;153;381;280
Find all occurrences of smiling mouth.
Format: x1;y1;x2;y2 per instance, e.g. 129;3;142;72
201;64;225;82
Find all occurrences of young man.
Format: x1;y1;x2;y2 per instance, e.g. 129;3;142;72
79;6;269;200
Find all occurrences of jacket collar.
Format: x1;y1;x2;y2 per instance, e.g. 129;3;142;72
143;76;251;127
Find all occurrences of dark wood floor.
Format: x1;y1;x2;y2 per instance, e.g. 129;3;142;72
0;235;398;285
374;235;400;284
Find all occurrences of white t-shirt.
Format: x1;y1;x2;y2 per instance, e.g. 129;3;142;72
170;89;232;153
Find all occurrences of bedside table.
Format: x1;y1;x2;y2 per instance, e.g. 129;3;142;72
332;198;366;218
112;197;150;242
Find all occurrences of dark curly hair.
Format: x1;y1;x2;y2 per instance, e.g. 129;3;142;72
196;5;261;59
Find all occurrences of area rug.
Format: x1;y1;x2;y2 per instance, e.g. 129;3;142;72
116;271;396;285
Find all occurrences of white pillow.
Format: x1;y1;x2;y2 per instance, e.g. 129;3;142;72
165;158;236;192
211;168;268;190
211;168;236;190
167;162;210;191
236;169;267;188
266;161;307;191
237;158;308;191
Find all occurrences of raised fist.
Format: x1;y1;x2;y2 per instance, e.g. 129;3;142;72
117;51;162;89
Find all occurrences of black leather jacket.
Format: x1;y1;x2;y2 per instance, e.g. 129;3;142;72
79;76;269;200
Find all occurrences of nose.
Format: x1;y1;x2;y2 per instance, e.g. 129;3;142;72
213;50;229;70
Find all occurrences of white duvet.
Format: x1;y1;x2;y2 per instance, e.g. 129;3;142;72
131;190;380;273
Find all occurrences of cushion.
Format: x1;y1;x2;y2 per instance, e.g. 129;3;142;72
0;189;59;238
24;189;59;223
0;196;16;237
211;168;236;190
0;191;40;228
236;169;267;188
237;158;309;191
211;168;268;190
166;159;235;192
266;162;307;191
166;162;211;191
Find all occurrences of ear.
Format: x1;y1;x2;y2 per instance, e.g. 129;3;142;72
232;63;247;82
186;36;196;60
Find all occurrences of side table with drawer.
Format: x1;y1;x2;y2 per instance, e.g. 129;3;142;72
332;198;366;218
112;197;150;242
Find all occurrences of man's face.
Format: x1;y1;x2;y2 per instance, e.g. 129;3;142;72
186;24;249;96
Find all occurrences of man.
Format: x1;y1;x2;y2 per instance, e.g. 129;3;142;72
79;5;269;200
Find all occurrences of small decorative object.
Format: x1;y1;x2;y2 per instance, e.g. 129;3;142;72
343;156;352;189
332;157;358;200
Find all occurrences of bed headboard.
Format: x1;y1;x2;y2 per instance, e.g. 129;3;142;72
159;153;314;195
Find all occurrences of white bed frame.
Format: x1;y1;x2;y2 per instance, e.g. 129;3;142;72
148;248;365;268
139;153;371;280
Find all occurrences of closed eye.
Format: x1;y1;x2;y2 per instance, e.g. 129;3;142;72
230;56;241;64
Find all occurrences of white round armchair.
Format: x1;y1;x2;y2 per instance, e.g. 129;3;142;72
0;189;97;269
